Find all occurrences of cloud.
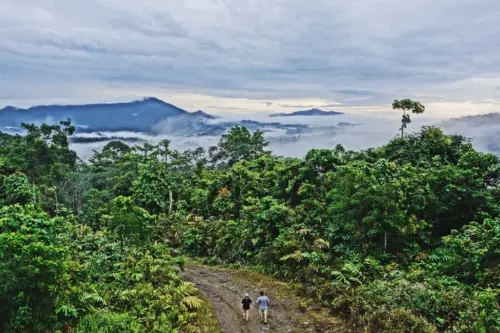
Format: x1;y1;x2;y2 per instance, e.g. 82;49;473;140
332;90;381;97
278;104;318;109
1;0;500;117
261;102;272;107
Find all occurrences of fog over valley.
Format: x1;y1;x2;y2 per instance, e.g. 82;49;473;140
1;97;498;160
63;113;500;160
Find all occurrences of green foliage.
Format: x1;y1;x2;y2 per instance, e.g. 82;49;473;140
2;172;34;205
1;104;499;332
167;123;498;332
108;196;153;254
75;312;141;333
66;225;206;333
441;218;500;283
132;159;174;214
79;188;112;229
365;308;437;333
0;121;77;184
209;125;268;167
0;131;209;332
0;205;71;332
331;276;500;332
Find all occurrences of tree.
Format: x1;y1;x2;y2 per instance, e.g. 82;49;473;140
392;99;425;137
108;196;153;255
89;142;140;196
132;159;176;214
2;172;35;205
441;218;500;282
79;188;112;230
0;205;71;332
326;159;429;256
209;126;269;167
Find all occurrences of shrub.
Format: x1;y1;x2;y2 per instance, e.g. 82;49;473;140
366;308;437;333
75;312;141;333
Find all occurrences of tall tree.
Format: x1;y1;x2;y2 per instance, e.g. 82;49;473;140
392;99;425;137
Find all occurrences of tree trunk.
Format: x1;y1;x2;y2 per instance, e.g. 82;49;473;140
169;190;173;215
33;182;36;205
54;187;59;212
401;125;404;138
120;234;124;257
401;111;405;138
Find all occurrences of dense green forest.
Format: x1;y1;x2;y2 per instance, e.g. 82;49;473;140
0;103;499;332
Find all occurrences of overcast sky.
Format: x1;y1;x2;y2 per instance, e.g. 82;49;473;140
1;0;500;117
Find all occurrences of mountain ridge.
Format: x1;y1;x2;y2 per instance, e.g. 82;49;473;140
0;97;213;133
270;108;344;117
191;110;217;119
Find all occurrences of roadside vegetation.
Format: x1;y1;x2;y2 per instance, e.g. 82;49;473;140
0;99;498;332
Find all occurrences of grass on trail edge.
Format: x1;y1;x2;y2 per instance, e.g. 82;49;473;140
192;289;223;333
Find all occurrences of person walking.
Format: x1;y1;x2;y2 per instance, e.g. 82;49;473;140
241;293;252;322
255;291;270;324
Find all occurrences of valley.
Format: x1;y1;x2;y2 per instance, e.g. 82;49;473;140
2;98;500;159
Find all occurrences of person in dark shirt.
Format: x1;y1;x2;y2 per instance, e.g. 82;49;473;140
241;293;253;321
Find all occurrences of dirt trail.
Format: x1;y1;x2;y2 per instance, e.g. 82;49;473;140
182;264;348;333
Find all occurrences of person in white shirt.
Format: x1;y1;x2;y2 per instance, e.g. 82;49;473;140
255;291;270;324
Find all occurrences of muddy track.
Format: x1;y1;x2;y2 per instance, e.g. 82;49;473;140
182;264;348;333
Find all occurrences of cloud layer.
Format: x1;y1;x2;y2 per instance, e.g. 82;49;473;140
1;0;500;116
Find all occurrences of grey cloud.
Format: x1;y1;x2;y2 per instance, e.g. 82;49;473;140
1;0;500;111
469;100;500;105
332;90;377;97
320;104;343;108
206;106;249;111
278;104;318;109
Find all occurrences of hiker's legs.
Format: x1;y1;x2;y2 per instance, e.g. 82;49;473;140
263;309;268;323
244;309;249;321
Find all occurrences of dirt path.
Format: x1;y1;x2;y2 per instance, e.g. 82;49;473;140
182;264;348;333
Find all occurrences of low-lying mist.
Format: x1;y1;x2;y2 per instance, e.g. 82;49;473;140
66;113;499;160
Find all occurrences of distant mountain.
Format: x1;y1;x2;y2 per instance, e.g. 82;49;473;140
0;97;216;133
0;98;355;144
437;112;500;155
437;112;500;128
191;110;217;119
270;108;344;117
70;136;144;144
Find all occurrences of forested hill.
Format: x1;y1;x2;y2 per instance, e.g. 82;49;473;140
0;103;499;332
0;97;209;133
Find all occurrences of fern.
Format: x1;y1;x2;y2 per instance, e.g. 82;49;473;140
182;296;204;309
314;238;330;249
297;228;312;236
56;303;78;317
130;272;143;281
280;250;307;263
80;291;106;305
